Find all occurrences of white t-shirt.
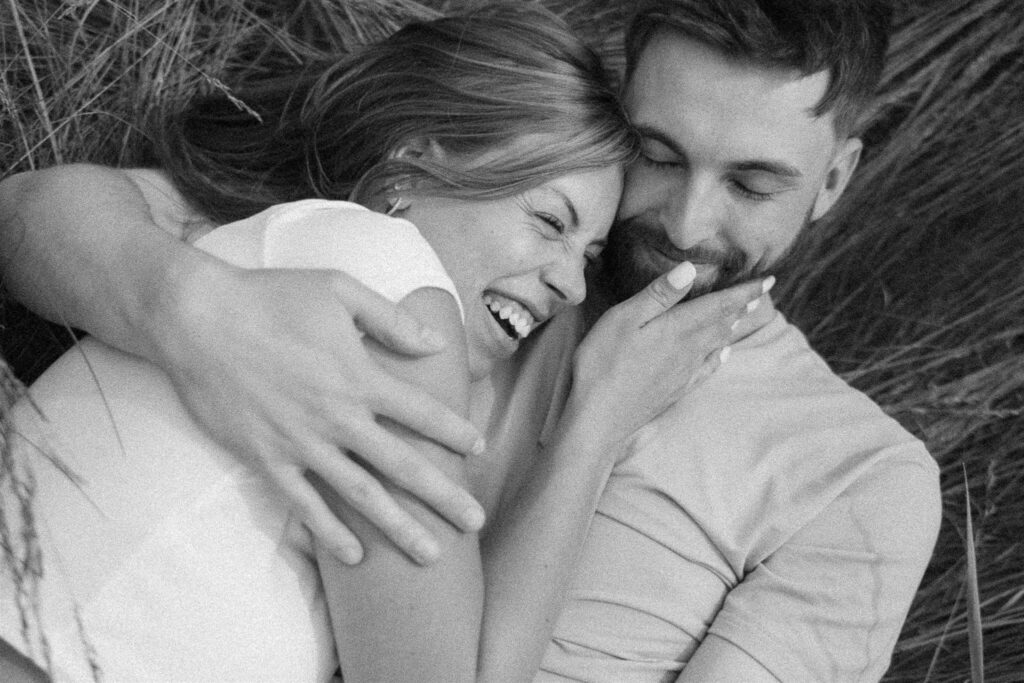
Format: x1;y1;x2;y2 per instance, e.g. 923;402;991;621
0;200;461;682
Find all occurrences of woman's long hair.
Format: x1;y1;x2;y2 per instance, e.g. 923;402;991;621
150;3;638;225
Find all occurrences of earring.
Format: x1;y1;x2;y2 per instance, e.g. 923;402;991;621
385;195;410;216
385;182;411;216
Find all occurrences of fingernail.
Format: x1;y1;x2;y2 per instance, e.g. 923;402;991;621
339;545;363;565
462;504;486;531
413;538;440;565
471;437;486;457
761;276;777;294
746;298;760;314
731;319;741;333
719;346;732;364
667;261;697;290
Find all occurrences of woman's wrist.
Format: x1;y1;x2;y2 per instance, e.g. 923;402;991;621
551;388;629;469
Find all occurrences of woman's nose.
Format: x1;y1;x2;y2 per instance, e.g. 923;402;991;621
543;252;588;306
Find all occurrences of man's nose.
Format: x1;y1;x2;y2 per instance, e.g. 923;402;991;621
662;179;719;250
542;251;588;307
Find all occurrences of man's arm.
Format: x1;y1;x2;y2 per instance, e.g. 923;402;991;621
0;164;486;564
677;456;941;682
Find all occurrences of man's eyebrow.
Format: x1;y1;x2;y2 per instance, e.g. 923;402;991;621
732;160;803;178
637;124;803;179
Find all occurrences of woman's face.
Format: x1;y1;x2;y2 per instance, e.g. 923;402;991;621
404;165;623;380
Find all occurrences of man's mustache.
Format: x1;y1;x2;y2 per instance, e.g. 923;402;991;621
606;216;749;285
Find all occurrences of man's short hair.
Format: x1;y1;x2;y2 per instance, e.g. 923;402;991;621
625;0;892;136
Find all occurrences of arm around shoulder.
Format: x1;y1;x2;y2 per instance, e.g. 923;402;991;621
0;163;219;361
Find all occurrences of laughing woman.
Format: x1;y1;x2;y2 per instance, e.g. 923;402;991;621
0;5;764;682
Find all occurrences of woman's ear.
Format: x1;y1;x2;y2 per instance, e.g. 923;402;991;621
389;137;447;163
811;136;862;221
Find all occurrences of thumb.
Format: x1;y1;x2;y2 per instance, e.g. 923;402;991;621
628;261;697;325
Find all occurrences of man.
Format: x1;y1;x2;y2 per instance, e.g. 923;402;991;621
538;6;940;679
0;1;938;680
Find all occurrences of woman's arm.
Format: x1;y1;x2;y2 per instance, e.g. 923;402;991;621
314;286;483;682
477;268;776;680
0;165;485;564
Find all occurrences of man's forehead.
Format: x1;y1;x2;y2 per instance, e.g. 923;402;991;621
625;31;837;167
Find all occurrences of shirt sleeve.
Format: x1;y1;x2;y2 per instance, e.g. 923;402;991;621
195;199;463;320
706;451;941;682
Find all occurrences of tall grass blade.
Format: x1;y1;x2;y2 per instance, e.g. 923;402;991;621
963;466;985;683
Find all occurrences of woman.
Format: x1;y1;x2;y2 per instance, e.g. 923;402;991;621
0;5;766;681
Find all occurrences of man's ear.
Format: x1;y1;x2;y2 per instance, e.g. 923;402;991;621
811;136;862;221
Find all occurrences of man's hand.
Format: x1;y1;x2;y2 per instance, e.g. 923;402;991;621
571;262;776;449
1;165;488;566
154;262;487;565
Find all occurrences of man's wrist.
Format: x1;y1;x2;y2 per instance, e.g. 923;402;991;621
132;238;228;368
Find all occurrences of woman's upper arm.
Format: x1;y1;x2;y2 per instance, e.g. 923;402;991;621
314;285;483;683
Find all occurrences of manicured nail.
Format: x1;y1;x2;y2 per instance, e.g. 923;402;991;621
731;319;741;333
761;276;777;294
471;437;486;457
667;261;697;290
719;346;732;364
746;298;760;314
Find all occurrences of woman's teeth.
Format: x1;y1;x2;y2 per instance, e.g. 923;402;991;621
483;293;536;341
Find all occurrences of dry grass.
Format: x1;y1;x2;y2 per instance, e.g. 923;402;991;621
2;1;1023;680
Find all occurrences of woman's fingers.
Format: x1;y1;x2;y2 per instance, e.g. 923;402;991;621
629;261;697;324
728;291;777;344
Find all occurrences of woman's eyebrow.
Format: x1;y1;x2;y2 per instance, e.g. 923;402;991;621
541;187;579;229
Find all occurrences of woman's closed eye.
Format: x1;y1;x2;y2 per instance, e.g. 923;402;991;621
535;211;566;234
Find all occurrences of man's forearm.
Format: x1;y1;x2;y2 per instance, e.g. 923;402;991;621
0;164;215;363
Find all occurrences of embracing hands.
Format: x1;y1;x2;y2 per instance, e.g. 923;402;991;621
569;262;776;453
148;251;771;566
151;261;486;565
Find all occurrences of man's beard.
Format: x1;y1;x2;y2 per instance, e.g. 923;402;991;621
597;214;801;304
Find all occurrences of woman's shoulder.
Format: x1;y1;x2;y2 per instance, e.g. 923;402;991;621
197;199;463;319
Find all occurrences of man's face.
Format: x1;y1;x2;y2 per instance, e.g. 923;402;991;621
605;30;861;300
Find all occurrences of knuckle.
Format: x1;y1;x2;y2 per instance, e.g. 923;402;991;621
646;279;674;308
388;458;422;487
343;478;378;508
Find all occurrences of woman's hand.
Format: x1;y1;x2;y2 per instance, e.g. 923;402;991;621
155;261;488;565
569;262;775;453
